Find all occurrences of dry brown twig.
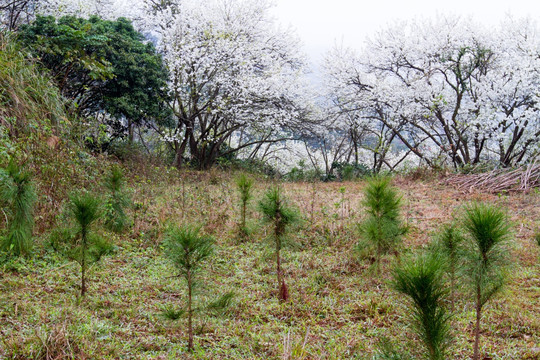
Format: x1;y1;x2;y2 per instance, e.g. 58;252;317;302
444;162;540;193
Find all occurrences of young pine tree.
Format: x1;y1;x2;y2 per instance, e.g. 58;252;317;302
258;187;299;301
433;223;464;311
358;176;407;269
164;226;233;352
52;191;112;296
104;166;129;233
391;254;451;360
236;173;254;237
0;161;36;256
461;203;511;360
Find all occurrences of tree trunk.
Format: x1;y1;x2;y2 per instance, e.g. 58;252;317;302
473;285;482;360
241;201;246;230
81;227;87;297
187;274;194;352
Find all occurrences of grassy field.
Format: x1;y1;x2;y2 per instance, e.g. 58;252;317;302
1;166;539;359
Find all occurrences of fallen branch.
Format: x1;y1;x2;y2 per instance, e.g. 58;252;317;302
443;162;540;193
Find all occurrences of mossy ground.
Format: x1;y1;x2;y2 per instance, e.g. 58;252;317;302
1;166;539;359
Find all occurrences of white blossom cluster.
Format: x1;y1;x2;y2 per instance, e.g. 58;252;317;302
323;15;540;169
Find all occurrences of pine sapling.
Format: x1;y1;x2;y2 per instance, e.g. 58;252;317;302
358;176;407;270
0;161;36;256
164;226;234;352
51;191;112;296
461;203;510;360
392;254;451;360
258;187;299;301
236;173;254;237
434;223;464;311
104;166;129;233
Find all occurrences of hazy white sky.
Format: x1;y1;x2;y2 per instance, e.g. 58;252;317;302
270;0;540;64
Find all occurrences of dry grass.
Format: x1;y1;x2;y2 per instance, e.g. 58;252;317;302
1;167;539;359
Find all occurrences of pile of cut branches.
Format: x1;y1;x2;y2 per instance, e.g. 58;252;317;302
444;162;540;193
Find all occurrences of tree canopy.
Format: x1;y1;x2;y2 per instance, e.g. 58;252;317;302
18;15;171;143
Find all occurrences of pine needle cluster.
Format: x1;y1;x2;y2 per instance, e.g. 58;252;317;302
236;173;254;237
432;223;464;310
0;161;36;256
104;166;130;233
392;255;450;360
358;176;407;266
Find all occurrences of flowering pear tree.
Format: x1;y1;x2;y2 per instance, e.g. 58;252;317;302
324;16;540;169
149;0;310;169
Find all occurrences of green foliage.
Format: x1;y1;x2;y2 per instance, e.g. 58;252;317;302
164;225;232;351
18;15;171;143
375;338;407;360
460;202;511;360
535;230;540;247
165;226;213;279
258;187;299;240
332;161;371;181
0;161;36;256
357;176;407;266
0;33;65;138
205;291;236;315
236;173;254;235
161;305;186;321
104;166;129;233
52;191;110;296
462;203;510;307
392;254;451;360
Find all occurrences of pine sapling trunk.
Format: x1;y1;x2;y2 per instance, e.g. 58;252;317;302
376;218;382;273
182;178;186;219
473;283;482;360
450;262;456;312
275;211;288;301
187;272;194;352
241;201;247;230
310;183;315;224
276;241;282;286
81;226;87;297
